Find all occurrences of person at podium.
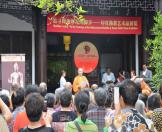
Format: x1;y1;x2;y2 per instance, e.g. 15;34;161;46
73;68;89;93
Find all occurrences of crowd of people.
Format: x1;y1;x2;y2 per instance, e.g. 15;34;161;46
0;64;162;132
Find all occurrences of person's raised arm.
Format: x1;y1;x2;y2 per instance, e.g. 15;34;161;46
0;98;12;123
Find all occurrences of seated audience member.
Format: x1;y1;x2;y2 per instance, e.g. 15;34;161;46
152;108;162;132
52;89;76;132
24;85;39;97
123;71;130;79
55;87;64;98
0;98;12;132
45;93;56;115
81;88;91;95
0;94;10;109
52;89;77;122
55;82;73;102
102;67;115;86
9;88;25;131
133;77;152;96
140;79;152;96
159;85;162;107
65;91;98;132
64;82;75;103
135;93;148;117
138;93;148;106
88;90;97;111
54;94;61;112
55;85;76;113
147;93;161;110
0;88;10;98
19;93;54;132
135;99;146;117
104;80;153;132
81;88;96;111
117;70;125;83
87;88;107;132
11;88;25;112
39;82;47;97
130;70;137;81
91;84;98;90
10;83;20;93
64;82;73;91
146;93;161;119
105;92;113;111
14;84;41;132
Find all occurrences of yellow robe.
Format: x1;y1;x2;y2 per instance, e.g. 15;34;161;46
73;75;89;93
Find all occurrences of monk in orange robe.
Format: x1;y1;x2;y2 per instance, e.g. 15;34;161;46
73;68;89;93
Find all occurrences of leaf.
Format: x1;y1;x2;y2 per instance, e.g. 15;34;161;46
56;1;64;10
65;0;72;8
37;0;46;8
77;6;87;14
47;0;54;8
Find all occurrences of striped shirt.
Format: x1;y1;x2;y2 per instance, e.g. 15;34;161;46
65;117;98;132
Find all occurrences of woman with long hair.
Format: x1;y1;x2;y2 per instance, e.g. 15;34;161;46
65;91;98;132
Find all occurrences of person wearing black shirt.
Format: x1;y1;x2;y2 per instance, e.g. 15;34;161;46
52;88;77;122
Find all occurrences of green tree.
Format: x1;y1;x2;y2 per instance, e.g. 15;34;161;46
24;0;86;21
146;11;162;88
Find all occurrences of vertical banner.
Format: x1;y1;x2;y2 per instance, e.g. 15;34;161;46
1;54;25;91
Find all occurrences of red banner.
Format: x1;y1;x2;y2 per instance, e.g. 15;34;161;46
47;14;141;34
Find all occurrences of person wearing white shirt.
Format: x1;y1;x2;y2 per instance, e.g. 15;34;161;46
102;67;115;85
60;70;67;88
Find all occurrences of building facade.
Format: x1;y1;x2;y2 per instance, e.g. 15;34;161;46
0;0;160;91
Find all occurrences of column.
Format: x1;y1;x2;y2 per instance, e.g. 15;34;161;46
142;13;148;64
38;12;47;83
135;35;139;76
32;30;35;84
